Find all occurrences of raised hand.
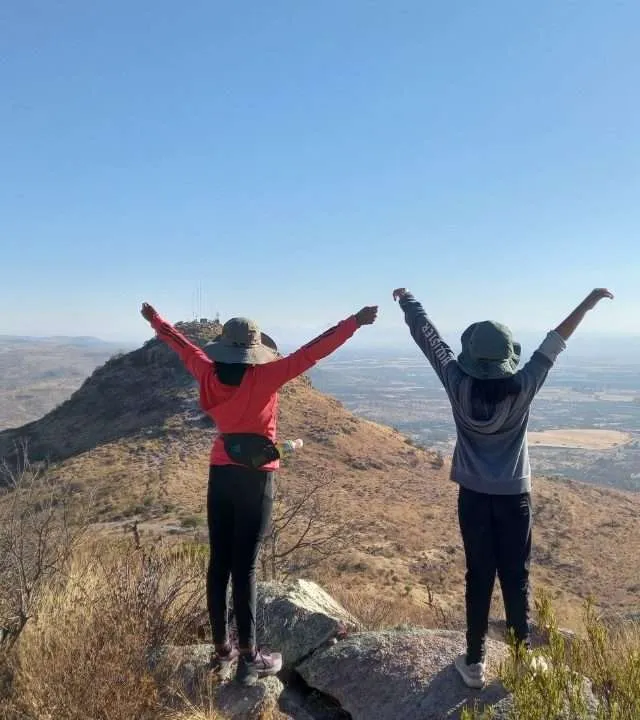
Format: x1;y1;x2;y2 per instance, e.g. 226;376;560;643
355;306;379;326
140;302;159;323
582;288;614;311
555;288;614;341
392;288;409;302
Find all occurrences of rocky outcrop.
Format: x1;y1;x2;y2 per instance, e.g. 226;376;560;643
0;318;223;466
297;628;509;720
162;580;604;720
257;579;359;667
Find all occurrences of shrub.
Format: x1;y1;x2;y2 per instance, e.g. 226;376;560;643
0;446;89;651
4;542;207;720
462;592;640;720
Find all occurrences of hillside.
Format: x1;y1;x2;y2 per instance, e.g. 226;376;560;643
0;334;132;431
1;319;639;629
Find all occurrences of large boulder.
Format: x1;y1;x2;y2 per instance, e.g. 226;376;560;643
257;579;359;667
297;628;509;720
156;582;603;719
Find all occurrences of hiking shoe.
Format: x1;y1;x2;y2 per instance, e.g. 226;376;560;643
454;653;486;689
235;649;283;686
210;645;240;680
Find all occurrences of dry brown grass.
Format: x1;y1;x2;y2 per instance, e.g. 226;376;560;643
0;536;299;720
2;541;210;720
167;706;285;720
325;583;455;631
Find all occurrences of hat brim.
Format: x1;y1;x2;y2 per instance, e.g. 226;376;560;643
204;332;278;365
457;348;521;380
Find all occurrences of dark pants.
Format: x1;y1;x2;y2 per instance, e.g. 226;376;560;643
207;465;274;650
458;485;532;664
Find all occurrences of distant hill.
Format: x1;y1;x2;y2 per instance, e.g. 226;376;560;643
0;320;222;462
0;334;134;430
1;319;639;629
1;334;111;346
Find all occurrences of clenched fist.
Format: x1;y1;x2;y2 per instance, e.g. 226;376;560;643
355;306;379;327
140;302;159;323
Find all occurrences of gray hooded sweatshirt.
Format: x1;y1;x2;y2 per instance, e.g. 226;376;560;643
399;294;566;495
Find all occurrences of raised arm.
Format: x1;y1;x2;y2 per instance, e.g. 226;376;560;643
140;302;214;384
554;288;614;341
258;306;378;391
517;288;613;400
393;288;456;389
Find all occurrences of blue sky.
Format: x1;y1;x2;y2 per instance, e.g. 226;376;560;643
1;1;638;346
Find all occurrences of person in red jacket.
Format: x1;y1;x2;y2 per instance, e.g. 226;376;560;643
141;302;378;685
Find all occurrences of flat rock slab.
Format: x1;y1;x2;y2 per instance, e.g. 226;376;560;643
298;628;509;720
257;579;360;667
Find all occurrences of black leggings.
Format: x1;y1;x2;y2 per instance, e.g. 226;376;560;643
458;485;532;664
207;465;274;649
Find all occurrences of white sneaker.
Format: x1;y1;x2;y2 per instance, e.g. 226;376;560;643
454;653;486;689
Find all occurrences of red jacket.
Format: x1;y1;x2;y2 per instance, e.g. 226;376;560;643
151;314;359;469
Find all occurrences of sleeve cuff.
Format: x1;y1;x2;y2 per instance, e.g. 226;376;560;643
537;330;567;363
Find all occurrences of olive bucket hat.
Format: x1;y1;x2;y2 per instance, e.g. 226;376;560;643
457;321;521;380
203;317;278;365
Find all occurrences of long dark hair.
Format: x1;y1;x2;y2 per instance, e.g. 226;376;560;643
469;376;521;420
215;362;249;387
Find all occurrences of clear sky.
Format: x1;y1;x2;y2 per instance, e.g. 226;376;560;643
1;1;638;346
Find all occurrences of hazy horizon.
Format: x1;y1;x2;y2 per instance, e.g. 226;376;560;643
3;327;640;361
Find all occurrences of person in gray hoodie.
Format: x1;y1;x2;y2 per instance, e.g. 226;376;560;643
393;286;614;689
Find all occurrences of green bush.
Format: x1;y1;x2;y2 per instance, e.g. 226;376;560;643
462;593;640;720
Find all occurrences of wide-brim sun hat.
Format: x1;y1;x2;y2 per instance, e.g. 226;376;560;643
203;317;278;365
457;320;521;380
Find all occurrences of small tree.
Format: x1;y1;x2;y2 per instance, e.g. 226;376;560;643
0;442;89;650
260;469;361;582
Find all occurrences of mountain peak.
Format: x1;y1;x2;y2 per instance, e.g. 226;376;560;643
0;318;224;467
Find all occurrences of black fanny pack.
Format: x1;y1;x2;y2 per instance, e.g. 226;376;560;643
222;433;281;469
